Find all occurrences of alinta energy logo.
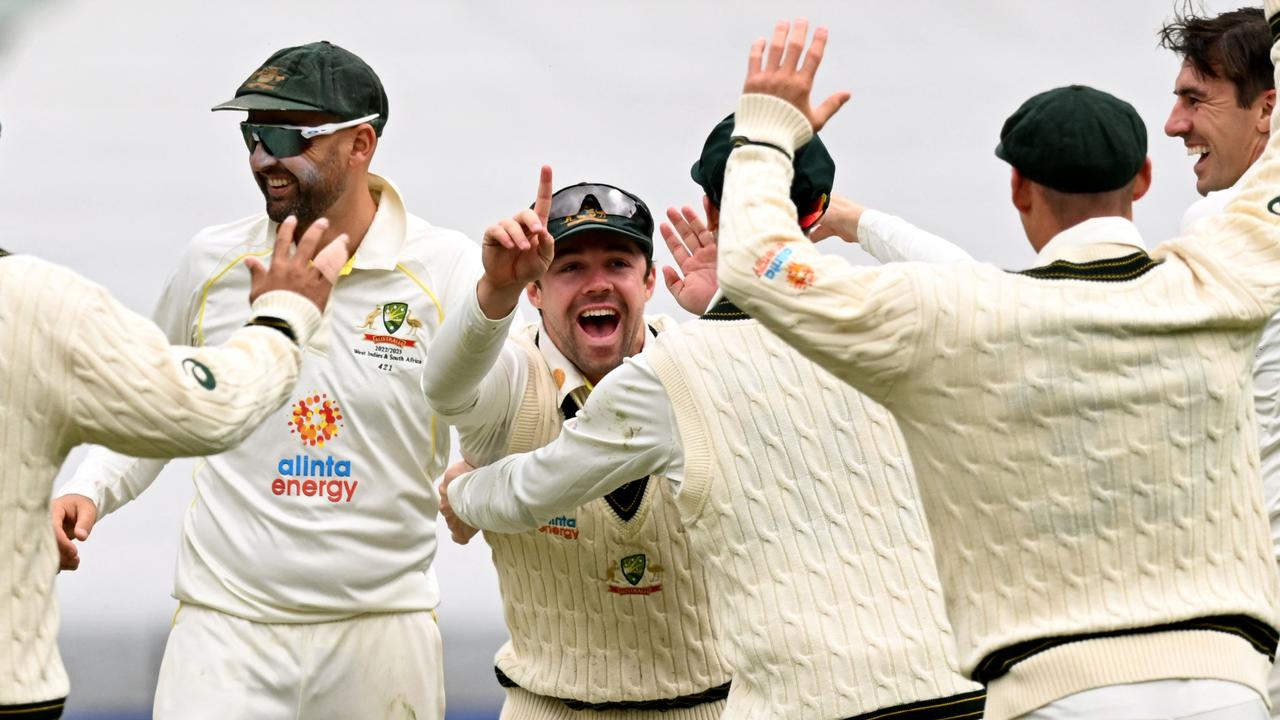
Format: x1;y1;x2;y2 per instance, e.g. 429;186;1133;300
273;392;358;503
290;392;343;447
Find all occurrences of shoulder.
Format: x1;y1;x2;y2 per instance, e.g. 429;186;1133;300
400;212;481;268
177;213;272;280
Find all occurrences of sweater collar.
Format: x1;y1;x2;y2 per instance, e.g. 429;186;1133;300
1035;217;1147;267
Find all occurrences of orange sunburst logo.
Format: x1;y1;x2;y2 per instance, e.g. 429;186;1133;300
289;393;344;447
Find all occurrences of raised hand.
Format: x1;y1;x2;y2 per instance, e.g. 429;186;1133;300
51;494;98;571
438;459;479;545
478;165;556;319
744;19;850;133
245;216;353;312
660;200;720;314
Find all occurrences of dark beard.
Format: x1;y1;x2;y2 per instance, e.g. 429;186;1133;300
263;149;348;227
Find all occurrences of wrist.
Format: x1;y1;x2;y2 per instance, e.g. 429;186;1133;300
476;276;523;320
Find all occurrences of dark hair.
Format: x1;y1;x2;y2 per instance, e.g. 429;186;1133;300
1158;5;1274;107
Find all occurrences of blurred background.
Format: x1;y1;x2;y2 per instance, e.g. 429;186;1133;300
0;0;1246;717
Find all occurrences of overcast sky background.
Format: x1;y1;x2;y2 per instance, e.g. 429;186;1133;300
0;0;1248;716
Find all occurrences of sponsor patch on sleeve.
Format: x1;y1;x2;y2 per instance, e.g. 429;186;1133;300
753;246;816;290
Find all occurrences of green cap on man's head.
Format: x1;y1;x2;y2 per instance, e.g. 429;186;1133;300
211;41;388;135
691;113;835;227
995;85;1146;193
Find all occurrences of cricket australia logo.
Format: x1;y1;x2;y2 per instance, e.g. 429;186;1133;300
356;302;423;345
353;302;427;371
606;553;663;596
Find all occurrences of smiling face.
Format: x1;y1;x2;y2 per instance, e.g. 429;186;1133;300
245;110;350;225
527;231;655;386
1164;60;1272;195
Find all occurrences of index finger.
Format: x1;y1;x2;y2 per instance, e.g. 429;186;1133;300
533;165;554;226
272;215;298;264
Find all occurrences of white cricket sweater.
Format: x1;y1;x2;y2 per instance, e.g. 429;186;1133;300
645;308;981;719
482;325;731;710
0;253;318;707
716;36;1280;717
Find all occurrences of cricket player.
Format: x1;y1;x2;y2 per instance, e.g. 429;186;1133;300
713;16;1280;719
50;42;480;719
438;117;986;720
422;168;733;718
1160;10;1280;712
2;201;348;719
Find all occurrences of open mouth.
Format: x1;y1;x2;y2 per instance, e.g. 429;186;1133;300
577;308;620;339
260;173;296;198
1188;144;1209;172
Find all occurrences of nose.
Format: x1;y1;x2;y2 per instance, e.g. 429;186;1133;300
1164;102;1191;138
249;141;277;172
581;266;614;295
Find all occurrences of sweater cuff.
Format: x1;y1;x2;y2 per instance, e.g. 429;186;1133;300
250;290;322;347
732;94;814;157
461;283;517;353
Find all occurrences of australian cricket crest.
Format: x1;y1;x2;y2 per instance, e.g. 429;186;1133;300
382;302;408;334
606;552;663;595
351;301;426;372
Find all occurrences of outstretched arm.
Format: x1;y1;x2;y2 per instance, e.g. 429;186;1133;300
421;167;554;463
443;357;681;535
813;195;975;264
716;19;925;398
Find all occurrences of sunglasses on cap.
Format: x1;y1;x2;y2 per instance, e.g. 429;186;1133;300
548;183;653;229
239;113;380;158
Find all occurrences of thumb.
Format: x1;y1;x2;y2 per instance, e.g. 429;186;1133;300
313;233;352;284
75;502;96;540
662;266;682;293
812;91;851;132
244;256;267;285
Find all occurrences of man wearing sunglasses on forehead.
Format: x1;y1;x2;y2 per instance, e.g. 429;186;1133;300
434;120;986;720
422;168;732;718
51;41;481;719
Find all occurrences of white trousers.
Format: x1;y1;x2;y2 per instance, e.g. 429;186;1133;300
153;603;444;720
500;686;726;720
1017;679;1267;720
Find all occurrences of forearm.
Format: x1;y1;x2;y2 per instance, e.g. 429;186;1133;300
716;94;922;397
421;283;517;420
69;289;319;458
450;359;679;532
858;209;975;264
58;451;167;516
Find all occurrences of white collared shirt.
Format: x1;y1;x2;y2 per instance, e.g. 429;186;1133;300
61;174;482;623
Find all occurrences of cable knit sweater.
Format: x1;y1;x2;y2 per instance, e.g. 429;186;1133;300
715;16;1280;718
0;254;318;710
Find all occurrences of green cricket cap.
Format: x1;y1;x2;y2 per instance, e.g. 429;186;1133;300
691;113;835;227
211;41;389;135
544;182;655;260
995;84;1146;193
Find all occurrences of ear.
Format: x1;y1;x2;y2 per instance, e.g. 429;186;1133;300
1010;168;1033;213
1256;88;1276;135
643;263;657;300
1131;157;1153;202
703;195;720;234
348;124;378;167
526;281;543;310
